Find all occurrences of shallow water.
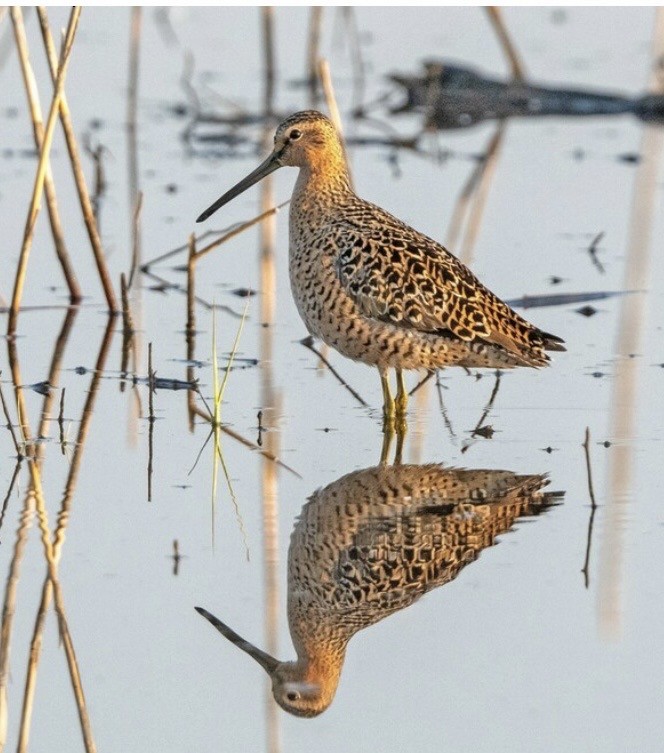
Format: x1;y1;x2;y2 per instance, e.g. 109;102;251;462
1;7;663;753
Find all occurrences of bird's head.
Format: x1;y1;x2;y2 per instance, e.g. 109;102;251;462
196;110;344;222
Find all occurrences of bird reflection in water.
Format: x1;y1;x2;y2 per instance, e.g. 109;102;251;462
197;463;561;717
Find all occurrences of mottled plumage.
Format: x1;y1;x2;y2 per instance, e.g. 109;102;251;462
197;111;564;419
196;463;561;717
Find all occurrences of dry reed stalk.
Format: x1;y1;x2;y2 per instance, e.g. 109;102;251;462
120;273;135;336
33;306;78;464
8;7;81;335
120;273;134;392
141;229;220;269
258;121;282;750
317;58;353;188
19;465;97;753
36;7;118;313
340;8;365;113
300;336;367;407
485;7;525;82
189;404;300;478
193;201;289;262
148;341;155;502
0;374;22;457
7;321;106;753
10;8;82;303
306;7;324;103
186;234;197;431
446;123;505;265
598;7;664;638
126;6;141;214
459;124;506;267
0;475;34;753
262;6;275;116
581;428;598;589
127;190;143;290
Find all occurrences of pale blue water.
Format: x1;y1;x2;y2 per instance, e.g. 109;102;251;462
1;7;663;753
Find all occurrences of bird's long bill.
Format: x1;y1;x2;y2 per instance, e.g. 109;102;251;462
195;606;279;674
196;151;282;223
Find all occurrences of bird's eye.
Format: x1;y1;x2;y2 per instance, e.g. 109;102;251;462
289;129;302;141
286;691;300;702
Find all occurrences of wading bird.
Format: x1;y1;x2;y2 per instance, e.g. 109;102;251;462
197;111;564;425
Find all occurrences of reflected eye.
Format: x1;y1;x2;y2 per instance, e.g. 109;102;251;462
286;691;300;702
289;129;302;141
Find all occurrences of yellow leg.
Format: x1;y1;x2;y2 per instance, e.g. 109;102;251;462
395;369;408;416
379;426;394;464
379;368;395;423
394;421;406;465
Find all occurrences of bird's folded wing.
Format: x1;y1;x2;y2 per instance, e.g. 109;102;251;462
335;219;508;343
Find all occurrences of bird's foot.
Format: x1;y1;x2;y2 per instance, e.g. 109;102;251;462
380;411;407;465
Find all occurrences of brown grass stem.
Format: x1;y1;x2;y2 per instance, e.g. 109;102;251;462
0;372;23;458
0;460;22;535
189;404;300;478
36;6;118;314
8;6;81;336
317;57;353;189
341;8;365;114
461;370;501;453
10;7;82;304
434;373;457;439
194;201;290;263
148;341;155;502
127;6;141;213
261;6;275;116
120;273;134;393
447;123;506;265
582;427;599;589
58;387;66;451
186;234;197;431
0;472;35;753
485;7;526;82
127;190;143;290
300;335;367;407
306;7;324;103
598;7;664;638
408;370;435;397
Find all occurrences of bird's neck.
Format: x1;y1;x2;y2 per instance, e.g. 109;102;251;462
291;640;346;699
290;160;354;217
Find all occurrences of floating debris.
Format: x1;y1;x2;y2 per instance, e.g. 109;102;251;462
472;424;495;439
506;290;630;310
27;381;52;396
617;152;642;164
388;60;664;130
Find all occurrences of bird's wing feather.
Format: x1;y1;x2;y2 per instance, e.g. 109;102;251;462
334;204;543;356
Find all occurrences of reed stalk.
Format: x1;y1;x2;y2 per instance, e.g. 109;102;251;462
10;8;82;303
485;7;526;82
8;7;82;336
36;7;119;313
317;58;353;188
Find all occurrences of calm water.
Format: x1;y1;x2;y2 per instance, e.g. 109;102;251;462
1;7;663;752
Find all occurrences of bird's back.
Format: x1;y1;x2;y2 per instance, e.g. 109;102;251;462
333;194;565;367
